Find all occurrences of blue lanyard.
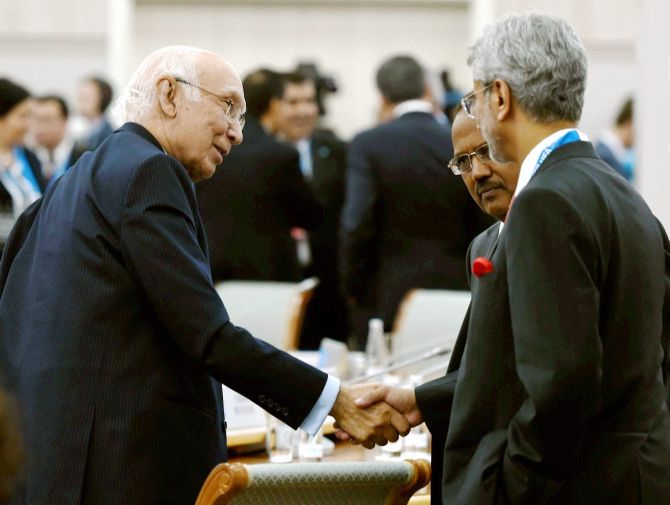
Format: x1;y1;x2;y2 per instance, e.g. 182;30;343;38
533;129;582;175
13;147;41;194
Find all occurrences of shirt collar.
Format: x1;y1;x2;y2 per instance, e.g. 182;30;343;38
392;99;433;118
514;128;589;199
498;128;588;235
295;138;311;152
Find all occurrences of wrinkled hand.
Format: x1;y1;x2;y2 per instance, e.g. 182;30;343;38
335;385;424;445
329;384;410;449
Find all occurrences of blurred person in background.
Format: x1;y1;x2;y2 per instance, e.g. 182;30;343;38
0;78;44;253
196;68;323;282
30;95;85;187
440;69;464;122
75;76;114;152
595;96;635;182
340;54;491;348
272;71;350;348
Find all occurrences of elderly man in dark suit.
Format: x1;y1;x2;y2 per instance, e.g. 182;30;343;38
0;46;408;505
340;55;491;347
351;13;670;505
196;68;323;282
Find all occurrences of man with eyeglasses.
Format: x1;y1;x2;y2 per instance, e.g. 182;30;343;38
448;109;518;223
0;46;410;505
351;13;670;505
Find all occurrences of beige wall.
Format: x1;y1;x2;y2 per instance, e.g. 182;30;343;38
637;0;670;229
131;2;470;139
0;0;107;104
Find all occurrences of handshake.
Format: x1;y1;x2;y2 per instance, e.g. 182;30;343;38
328;384;423;449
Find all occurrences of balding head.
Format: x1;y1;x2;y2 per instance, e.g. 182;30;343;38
114;45;246;182
116;46;214;123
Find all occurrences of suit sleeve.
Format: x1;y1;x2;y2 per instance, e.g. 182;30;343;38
339;135;380;301
496;187;603;504
118;155;327;428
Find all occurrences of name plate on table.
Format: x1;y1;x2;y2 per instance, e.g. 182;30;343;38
222;385;266;431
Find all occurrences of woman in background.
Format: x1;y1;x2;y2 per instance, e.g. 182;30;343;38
0;78;44;252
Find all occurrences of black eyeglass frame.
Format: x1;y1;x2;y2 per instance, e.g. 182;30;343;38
448;143;491;175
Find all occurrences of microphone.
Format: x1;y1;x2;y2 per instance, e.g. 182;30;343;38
345;345;452;385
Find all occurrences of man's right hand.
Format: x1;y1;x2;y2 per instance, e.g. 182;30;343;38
329;384;411;449
334;385;424;445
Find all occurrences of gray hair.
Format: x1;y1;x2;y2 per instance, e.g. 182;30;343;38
112;45;206;123
376;55;425;104
467;13;588;123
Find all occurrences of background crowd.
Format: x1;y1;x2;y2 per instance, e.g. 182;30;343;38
0;57;635;350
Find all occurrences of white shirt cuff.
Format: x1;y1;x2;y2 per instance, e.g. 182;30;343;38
299;375;340;436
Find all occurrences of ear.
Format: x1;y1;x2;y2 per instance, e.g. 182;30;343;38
491;79;512;122
156;77;178;118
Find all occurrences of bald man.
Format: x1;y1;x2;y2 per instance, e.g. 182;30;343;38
0;46;407;505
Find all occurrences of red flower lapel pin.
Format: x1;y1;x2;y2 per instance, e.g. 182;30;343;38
472;257;494;277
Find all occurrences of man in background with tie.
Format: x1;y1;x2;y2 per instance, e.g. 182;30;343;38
30;95;85;186
196;68;323;283
272;71;350;349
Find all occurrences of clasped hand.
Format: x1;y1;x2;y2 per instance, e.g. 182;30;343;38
329;384;423;449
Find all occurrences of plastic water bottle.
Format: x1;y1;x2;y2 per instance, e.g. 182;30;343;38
365;318;388;372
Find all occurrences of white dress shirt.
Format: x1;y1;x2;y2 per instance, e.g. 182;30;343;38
499;128;589;234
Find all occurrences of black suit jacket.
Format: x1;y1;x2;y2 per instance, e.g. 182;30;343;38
196;116;323;282
0;123;327;505
416;141;670;505
299;131;350;347
340;111;492;327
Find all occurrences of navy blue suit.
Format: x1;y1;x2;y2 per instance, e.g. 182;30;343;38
340;111;492;337
0;123;327;505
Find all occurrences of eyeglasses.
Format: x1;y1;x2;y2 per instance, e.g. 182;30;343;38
174;77;245;129
448;144;491;175
460;83;494;118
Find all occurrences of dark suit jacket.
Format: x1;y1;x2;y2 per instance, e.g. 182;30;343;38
0;123;327;505
196;116;323;282
340;111;492;329
299;131;350;347
416;141;670;505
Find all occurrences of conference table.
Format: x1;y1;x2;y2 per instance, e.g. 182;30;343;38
222;348;444;504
